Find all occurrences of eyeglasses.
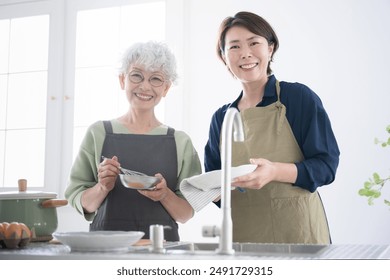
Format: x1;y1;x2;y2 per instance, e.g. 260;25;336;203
127;70;165;87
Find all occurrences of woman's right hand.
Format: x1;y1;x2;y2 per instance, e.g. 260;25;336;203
97;156;121;192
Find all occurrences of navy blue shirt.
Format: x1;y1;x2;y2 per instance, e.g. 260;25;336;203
204;75;340;193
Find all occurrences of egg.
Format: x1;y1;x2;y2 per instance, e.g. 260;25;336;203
0;222;32;249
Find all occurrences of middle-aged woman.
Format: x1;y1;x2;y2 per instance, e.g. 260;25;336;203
65;41;202;241
204;12;340;244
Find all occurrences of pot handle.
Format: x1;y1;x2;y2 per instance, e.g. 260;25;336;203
41;199;68;208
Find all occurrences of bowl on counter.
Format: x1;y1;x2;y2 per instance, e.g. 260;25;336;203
53;231;145;252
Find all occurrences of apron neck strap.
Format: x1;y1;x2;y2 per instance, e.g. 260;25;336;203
274;80;286;135
167;127;175;136
275;80;281;102
103;120;113;134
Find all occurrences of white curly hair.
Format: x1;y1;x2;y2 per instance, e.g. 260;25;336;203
119;41;178;85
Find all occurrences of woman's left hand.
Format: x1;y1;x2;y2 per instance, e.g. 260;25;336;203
138;173;170;202
232;158;277;190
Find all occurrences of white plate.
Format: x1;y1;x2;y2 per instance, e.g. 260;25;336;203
231;164;257;178
53;231;144;252
183;164;257;191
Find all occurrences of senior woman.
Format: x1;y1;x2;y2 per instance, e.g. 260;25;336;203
65;41;201;241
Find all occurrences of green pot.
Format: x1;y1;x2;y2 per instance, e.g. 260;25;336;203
0;190;67;240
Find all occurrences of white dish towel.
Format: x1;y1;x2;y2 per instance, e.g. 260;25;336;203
179;164;257;212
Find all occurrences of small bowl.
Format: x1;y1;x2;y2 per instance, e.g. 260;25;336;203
119;174;161;190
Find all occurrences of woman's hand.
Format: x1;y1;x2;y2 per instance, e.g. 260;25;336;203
138;173;169;202
97;156;121;193
138;173;194;223
81;155;121;213
232;158;276;189
232;158;298;190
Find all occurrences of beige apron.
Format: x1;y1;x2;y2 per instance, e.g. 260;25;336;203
230;81;330;244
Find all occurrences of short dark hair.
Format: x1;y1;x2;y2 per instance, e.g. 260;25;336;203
216;11;279;75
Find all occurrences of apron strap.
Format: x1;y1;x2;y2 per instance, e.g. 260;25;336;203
275;80;285;135
275;80;281;101
167;127;175;136
103;120;113;134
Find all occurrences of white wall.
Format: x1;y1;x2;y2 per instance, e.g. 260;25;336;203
58;0;390;245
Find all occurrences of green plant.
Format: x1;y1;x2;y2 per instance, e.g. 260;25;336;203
358;125;390;207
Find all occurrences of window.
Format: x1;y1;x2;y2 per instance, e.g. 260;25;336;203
0;0;178;193
0;13;50;188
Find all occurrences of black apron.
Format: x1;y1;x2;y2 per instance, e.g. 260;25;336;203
90;121;179;241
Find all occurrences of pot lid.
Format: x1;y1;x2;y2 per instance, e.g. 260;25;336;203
0;179;58;200
0;190;57;200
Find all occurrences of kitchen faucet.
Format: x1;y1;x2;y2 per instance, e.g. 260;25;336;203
218;107;245;254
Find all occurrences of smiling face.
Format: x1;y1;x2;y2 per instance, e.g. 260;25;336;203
119;65;171;111
222;26;274;85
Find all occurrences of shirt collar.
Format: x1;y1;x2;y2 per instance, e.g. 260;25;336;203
229;74;277;109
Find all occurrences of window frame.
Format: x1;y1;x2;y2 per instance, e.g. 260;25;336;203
0;0;64;192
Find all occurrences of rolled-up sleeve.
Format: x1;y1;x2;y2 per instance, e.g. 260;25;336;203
285;83;340;192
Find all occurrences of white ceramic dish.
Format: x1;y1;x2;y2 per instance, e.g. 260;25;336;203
231;164;257;178
183;164;257;190
53;231;144;252
119;174;161;190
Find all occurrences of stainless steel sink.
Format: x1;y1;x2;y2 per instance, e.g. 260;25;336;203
163;242;328;257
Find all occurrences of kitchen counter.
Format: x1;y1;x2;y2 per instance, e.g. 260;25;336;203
1;241;390;260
